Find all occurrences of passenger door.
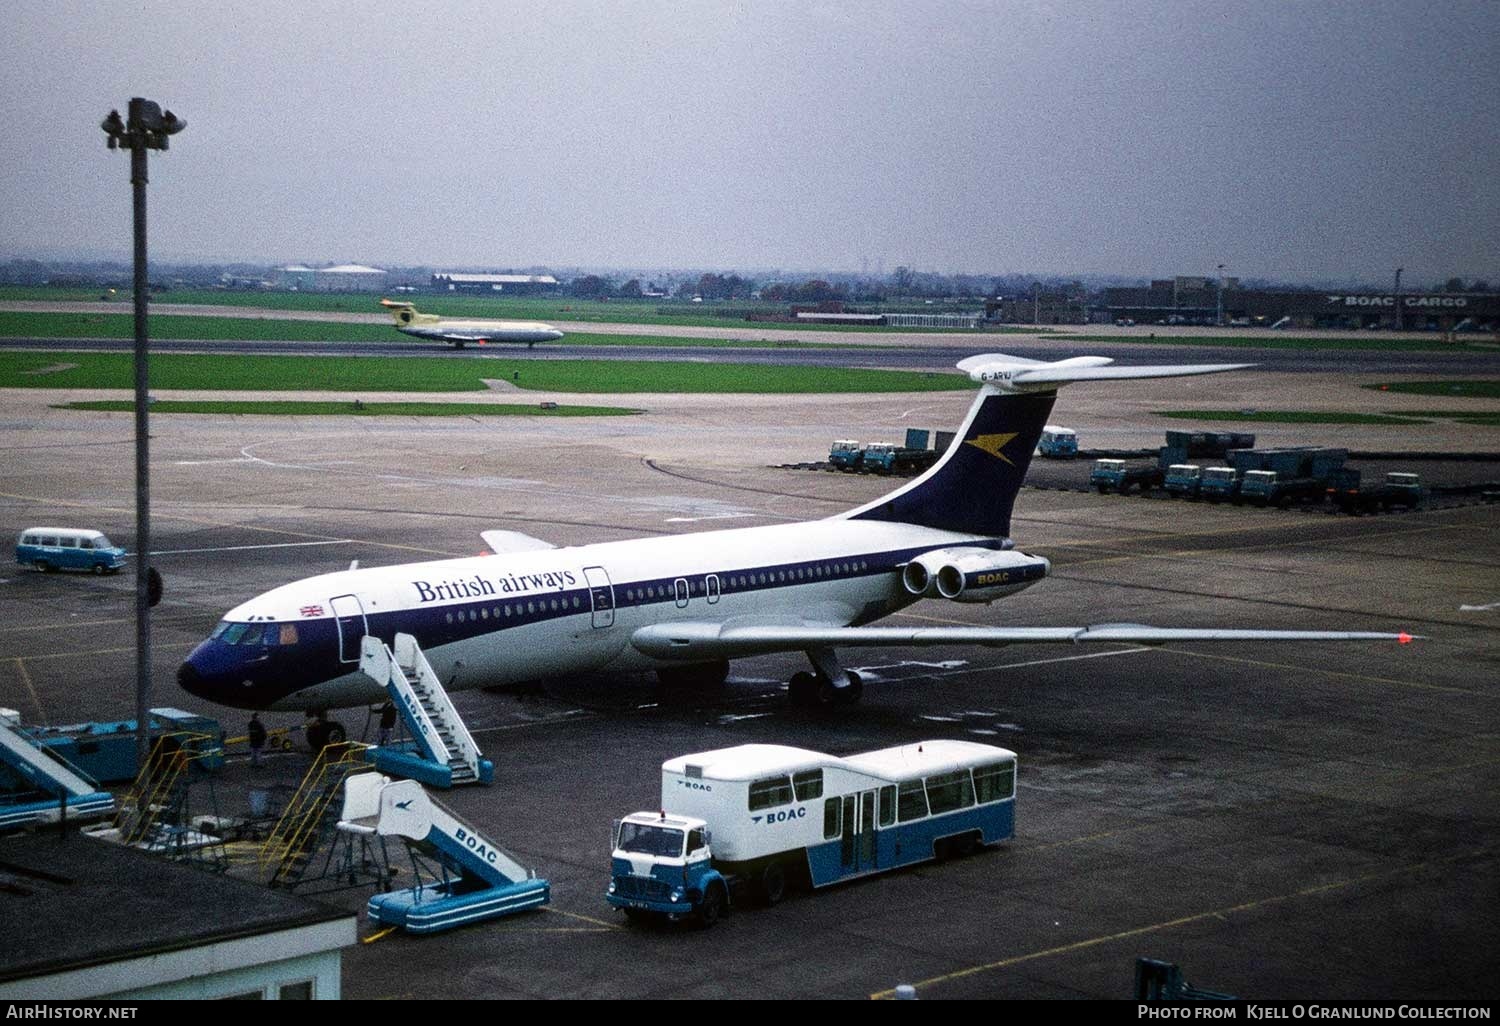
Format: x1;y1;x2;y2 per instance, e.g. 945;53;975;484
330;593;367;663
583;566;615;629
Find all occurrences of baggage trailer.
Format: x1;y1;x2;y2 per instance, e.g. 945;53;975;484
607;740;1016;926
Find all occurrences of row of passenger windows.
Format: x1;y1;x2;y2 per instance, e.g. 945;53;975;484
748;769;825;810
212;622;300;646
20;534;112;549
443;595;584;625
623;561;872;604
817;763;1016;839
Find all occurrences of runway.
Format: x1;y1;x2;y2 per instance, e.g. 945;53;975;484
0;376;1494;999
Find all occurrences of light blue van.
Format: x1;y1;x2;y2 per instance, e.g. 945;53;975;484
16;527;127;575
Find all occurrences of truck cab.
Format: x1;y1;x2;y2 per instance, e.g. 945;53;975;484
607;811;730;925
861;442;899;474
1199;466;1240;503
828;440;863;472
1163;464;1202;498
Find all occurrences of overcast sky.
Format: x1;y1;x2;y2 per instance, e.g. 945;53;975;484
3;1;1496;284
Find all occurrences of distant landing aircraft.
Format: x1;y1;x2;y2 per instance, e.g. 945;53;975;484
379;298;564;348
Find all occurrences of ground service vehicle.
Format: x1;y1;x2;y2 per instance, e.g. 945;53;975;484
16;528;127;575
827;439;864;471
607;741;1017;925
1163;464;1202;498
1091;459;1163;494
1327;470;1423;514
1199;466;1241;503
1239;470;1327;507
1038;426;1078;459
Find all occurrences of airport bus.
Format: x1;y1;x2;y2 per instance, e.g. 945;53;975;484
608;740;1016;923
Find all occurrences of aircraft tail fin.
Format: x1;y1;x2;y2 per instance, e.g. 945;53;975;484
379;297;439;328
843;354;1249;538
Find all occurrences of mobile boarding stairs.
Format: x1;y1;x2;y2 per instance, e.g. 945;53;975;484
338;771;549;934
0;709;114;830
359;633;494;788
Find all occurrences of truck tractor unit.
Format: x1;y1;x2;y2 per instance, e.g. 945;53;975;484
1198;466;1242;503
1163;464;1203;499
1327;470;1423;514
827;440;864;471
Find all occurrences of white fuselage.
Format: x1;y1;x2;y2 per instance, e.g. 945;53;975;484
210;519;992;711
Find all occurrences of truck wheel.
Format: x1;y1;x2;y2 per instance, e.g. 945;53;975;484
698;884;725;927
92;563;107;575
623;908;652;925
1095;484;1109;494
34;560;52;573
759;862;787;906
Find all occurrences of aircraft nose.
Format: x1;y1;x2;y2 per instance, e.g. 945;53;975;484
177;657;207;699
547;329;565;341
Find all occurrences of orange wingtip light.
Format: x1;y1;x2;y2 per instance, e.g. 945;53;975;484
1398;632;1413;645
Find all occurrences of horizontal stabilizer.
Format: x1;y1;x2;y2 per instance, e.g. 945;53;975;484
481;530;556;555
632;622;1417;661
958;353;1251;393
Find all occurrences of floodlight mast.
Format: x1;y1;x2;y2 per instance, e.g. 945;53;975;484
100;97;185;769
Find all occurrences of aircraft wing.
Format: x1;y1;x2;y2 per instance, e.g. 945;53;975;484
630;621;1415;660
481;529;556;554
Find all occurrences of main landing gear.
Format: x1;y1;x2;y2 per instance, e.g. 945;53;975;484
787;647;863;708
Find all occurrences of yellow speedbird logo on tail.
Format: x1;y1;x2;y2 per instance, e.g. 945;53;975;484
964;432;1021;466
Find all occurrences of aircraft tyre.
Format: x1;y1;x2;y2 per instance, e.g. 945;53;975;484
698;883;726;927
817;670;863;707
788;671;818;707
324;721;347;745
758;861;787;906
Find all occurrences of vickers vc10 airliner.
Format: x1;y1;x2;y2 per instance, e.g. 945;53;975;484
379;298;565;348
178;354;1414;729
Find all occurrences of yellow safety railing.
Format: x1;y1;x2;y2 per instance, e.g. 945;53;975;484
258;743;371;882
111;731;217;846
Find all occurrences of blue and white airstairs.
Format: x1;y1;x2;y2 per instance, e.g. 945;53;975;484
359;634;494;788
0;709;114;830
338;772;549;934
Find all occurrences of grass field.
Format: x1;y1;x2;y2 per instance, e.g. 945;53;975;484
0;286;1015;333
56;400;641;417
0;311;857;349
0;350;968;394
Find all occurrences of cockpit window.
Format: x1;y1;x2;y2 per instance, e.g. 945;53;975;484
211;622;230;639
221;623;249;644
279;623;299;646
259;624;281;646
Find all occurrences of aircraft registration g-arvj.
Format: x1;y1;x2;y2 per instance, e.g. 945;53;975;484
379;298;565;348
178;353;1416;723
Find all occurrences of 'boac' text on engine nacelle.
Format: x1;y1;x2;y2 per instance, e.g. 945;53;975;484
901;547;1051;604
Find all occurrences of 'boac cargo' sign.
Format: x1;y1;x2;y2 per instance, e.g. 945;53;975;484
1325;294;1469;309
